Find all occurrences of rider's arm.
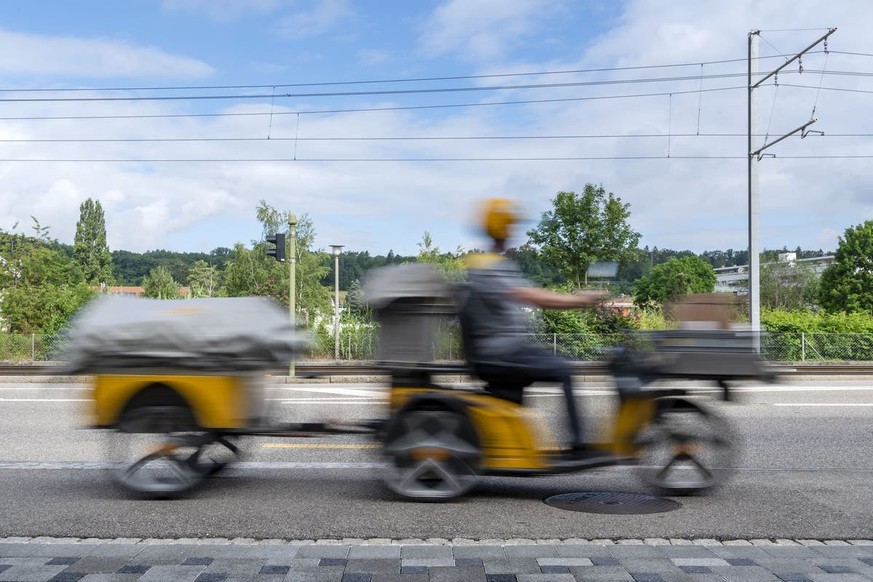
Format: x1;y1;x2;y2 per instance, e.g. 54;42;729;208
509;286;608;309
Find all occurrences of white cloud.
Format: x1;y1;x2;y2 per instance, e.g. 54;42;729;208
418;0;559;62
2;0;872;257
274;0;353;39
0;29;213;79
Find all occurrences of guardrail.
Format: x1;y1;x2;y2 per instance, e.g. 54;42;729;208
5;331;873;363
2;362;872;377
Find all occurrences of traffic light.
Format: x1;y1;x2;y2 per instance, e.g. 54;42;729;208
266;233;286;262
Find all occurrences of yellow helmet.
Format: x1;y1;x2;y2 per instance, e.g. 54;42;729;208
481;198;518;241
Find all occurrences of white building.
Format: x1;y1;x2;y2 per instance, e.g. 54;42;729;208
714;255;834;294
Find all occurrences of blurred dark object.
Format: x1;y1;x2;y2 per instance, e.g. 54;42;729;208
669;293;734;330
64;296;309;374
363;264;458;386
609;328;775;404
363;264;456;364
587;261;619;279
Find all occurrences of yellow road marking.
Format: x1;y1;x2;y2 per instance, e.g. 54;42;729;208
262;443;381;449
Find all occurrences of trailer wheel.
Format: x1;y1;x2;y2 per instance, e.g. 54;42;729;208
108;405;229;495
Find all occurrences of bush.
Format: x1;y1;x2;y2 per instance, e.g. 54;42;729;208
761;309;873;361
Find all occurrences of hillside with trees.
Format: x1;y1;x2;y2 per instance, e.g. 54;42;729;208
4;187;870;364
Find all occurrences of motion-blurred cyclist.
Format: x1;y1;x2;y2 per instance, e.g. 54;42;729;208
460;198;611;462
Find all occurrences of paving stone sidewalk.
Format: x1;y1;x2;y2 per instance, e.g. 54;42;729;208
3;537;873;582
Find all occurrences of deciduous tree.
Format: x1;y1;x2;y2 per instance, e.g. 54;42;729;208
416;231;466;281
0;221;93;333
527;185;640;288
760;260;819;311
819;220;873;314
142;266;181;299
224;202;331;318
633;256;716;307
187;260;221;298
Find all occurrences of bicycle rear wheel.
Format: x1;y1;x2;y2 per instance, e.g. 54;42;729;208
634;397;738;496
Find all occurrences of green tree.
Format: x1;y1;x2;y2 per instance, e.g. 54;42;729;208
819;220;873;314
633;255;716;307
527;184;641;288
416;231;466;281
222;242;278;297
345;279;368;316
187;260;221;298
504;244;565;287
111;248;230;286
73;198;113;285
224;203;331;320
142;266;181;299
0;221;94;333
760;260;820;310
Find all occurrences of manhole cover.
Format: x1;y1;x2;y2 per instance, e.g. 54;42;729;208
544;491;681;514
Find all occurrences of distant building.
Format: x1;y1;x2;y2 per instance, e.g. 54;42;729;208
714;255;834;294
93;286;192;298
604;296;634;317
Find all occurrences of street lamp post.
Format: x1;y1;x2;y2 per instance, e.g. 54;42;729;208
288;214;297;377
330;244;344;361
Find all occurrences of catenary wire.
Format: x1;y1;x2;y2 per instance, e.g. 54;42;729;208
3;132;871;143
0;53;812;95
0;155;869;163
6;66;866;103
0;85;747;122
0;72;757;103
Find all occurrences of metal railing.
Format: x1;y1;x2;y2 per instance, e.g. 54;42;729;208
3;331;872;363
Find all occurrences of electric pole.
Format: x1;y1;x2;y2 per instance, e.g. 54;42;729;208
747;27;835;350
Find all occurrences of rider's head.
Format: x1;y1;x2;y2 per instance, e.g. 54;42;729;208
480;198;519;247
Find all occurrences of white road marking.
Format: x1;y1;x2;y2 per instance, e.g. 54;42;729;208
0;398;89;402
277;386;386;398
263;443;380;449
771;403;873;407
2;461;872;473
0;461;387;470
271;399;383;404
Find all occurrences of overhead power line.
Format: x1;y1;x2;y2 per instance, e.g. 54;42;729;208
2;67;865;106
2;132;871;144
779;83;873;94
0;155;750;162
0;85;746;122
0;53;812;95
0;72;756;103
0;155;869;163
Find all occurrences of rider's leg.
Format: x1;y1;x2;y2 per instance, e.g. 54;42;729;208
511;345;585;447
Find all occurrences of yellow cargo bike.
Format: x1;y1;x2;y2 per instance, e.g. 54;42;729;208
366;265;774;501
74;268;773;500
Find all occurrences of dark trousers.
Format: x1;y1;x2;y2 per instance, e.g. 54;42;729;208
474;344;584;447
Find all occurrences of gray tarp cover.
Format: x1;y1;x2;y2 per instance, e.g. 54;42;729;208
362;263;454;309
64;295;309;373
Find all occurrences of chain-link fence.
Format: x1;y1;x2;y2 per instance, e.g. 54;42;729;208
3;331;872;363
0;334;71;362
760;332;873;362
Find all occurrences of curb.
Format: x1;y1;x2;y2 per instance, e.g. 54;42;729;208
3;537;873;546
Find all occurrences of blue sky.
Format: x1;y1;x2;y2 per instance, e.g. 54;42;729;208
1;1;871;258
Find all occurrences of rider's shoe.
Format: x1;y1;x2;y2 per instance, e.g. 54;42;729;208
554;445;615;467
570;444;613;460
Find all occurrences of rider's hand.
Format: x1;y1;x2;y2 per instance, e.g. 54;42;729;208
574;289;610;306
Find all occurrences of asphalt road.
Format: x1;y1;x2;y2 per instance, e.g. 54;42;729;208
0;379;871;541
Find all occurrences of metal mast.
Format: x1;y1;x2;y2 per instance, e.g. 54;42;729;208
747;28;835;349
